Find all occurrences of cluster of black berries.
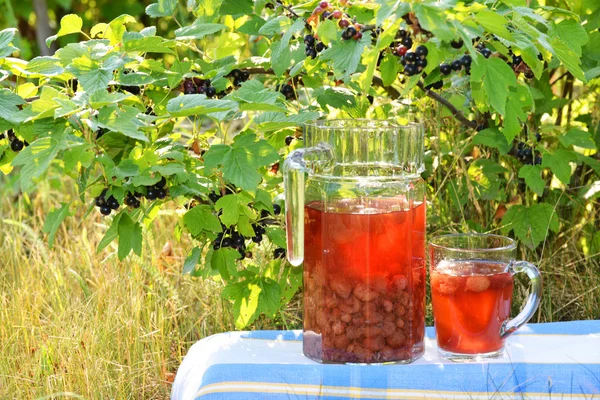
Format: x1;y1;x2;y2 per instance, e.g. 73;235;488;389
516;143;542;165
440;54;472;76
304;34;326;59
1;129;26;152
183;78;217;98
95;189;120;216
124;192;142;209
507;51;536;79
400;45;428;77
145;176;168;201
276;83;296;101
475;42;493;59
213;229;251;259
394;28;413;51
227;69;251;87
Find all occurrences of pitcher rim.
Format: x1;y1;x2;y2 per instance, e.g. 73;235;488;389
303;119;422;131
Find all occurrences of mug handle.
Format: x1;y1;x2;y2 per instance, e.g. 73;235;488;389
500;261;543;339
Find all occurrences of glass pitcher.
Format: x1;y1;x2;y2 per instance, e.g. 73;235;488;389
283;119;426;364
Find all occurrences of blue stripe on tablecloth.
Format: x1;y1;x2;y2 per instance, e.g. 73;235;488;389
239;321;600;341
195;362;600;399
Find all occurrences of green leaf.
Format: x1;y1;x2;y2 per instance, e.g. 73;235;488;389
46;14;83;47
146;0;178;17
0;89;25;124
89;90;131;108
123;36;174;54
316;19;337;46
211;248;240;281
166;95;238;117
253;189;274;213
472;57;517;116
97;213;122;253
502;204;559;249
320;35;368;78
266;226;287;249
254;111;319;132
550;19;588;57
12;137;65;192
237;15;266;35
549;37;586;82
98;106;148;142
472;128;511;154
475;10;514;41
215;194;240;226
220;0;252;15
222;276;281;328
414;4;454;41
560;128;597;149
258;16;292;36
0;28;18;58
541;149;577;184
117;213;143;260
237;215;255;238
26;57;64;76
107;160;139;180
503;85;533;142
42;203;71;248
183;205;222;237
66;57;112;94
204;132;279;191
316;88;356;110
379;53;401;86
183;247;202;275
175;22;226;40
270;19;304;77
519;165;545;196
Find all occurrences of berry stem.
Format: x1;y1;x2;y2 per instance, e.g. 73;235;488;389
415;81;478;130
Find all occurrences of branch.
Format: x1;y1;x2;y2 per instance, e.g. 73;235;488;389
416;81;478;130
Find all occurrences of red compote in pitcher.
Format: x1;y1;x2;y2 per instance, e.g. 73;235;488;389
283;120;426;364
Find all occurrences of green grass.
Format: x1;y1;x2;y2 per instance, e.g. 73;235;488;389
0;174;599;398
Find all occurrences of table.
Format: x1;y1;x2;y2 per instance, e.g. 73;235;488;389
172;321;600;400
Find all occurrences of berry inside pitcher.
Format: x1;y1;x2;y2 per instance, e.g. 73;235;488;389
303;198;426;363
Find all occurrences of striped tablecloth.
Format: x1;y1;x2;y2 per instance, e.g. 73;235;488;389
172;321;600;400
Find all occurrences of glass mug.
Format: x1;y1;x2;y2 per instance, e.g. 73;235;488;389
283;120;426;364
429;234;542;362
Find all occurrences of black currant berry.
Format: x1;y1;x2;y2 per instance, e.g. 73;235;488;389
251;234;263;243
107;196;119;210
397;29;407;38
512;55;522;65
401;37;413;48
524;70;534;79
450;39;464;49
156;188;167;199
240;71;250;81
273;248;286;259
125;195;136;207
305;47;317;59
304;34;315;46
535;132;541;142
96;128;107;140
432;80;443;90
273;204;281;215
285;136;294;146
253;224;266;235
10;139;24;152
156;177;167;188
183;80;196;95
316;42;326;52
221;238;233;248
481;48;492;58
451;60;462;71
416;58;427;69
339;19;350;28
100;206;112;216
95;196;106;207
460;55;472;67
213;241;221;250
535;156;542;165
245;251;253;259
440;63;451;75
404;64;418;76
146;189;157;200
260;209;270;219
415;45;428;58
342;27;357;41
209;192;221;203
233;236;245;247
404;51;417;63
206;87;217;98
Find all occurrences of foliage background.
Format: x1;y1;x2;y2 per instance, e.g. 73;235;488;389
0;0;599;397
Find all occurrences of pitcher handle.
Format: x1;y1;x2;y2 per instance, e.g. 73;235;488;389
283;143;334;266
500;261;543;339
